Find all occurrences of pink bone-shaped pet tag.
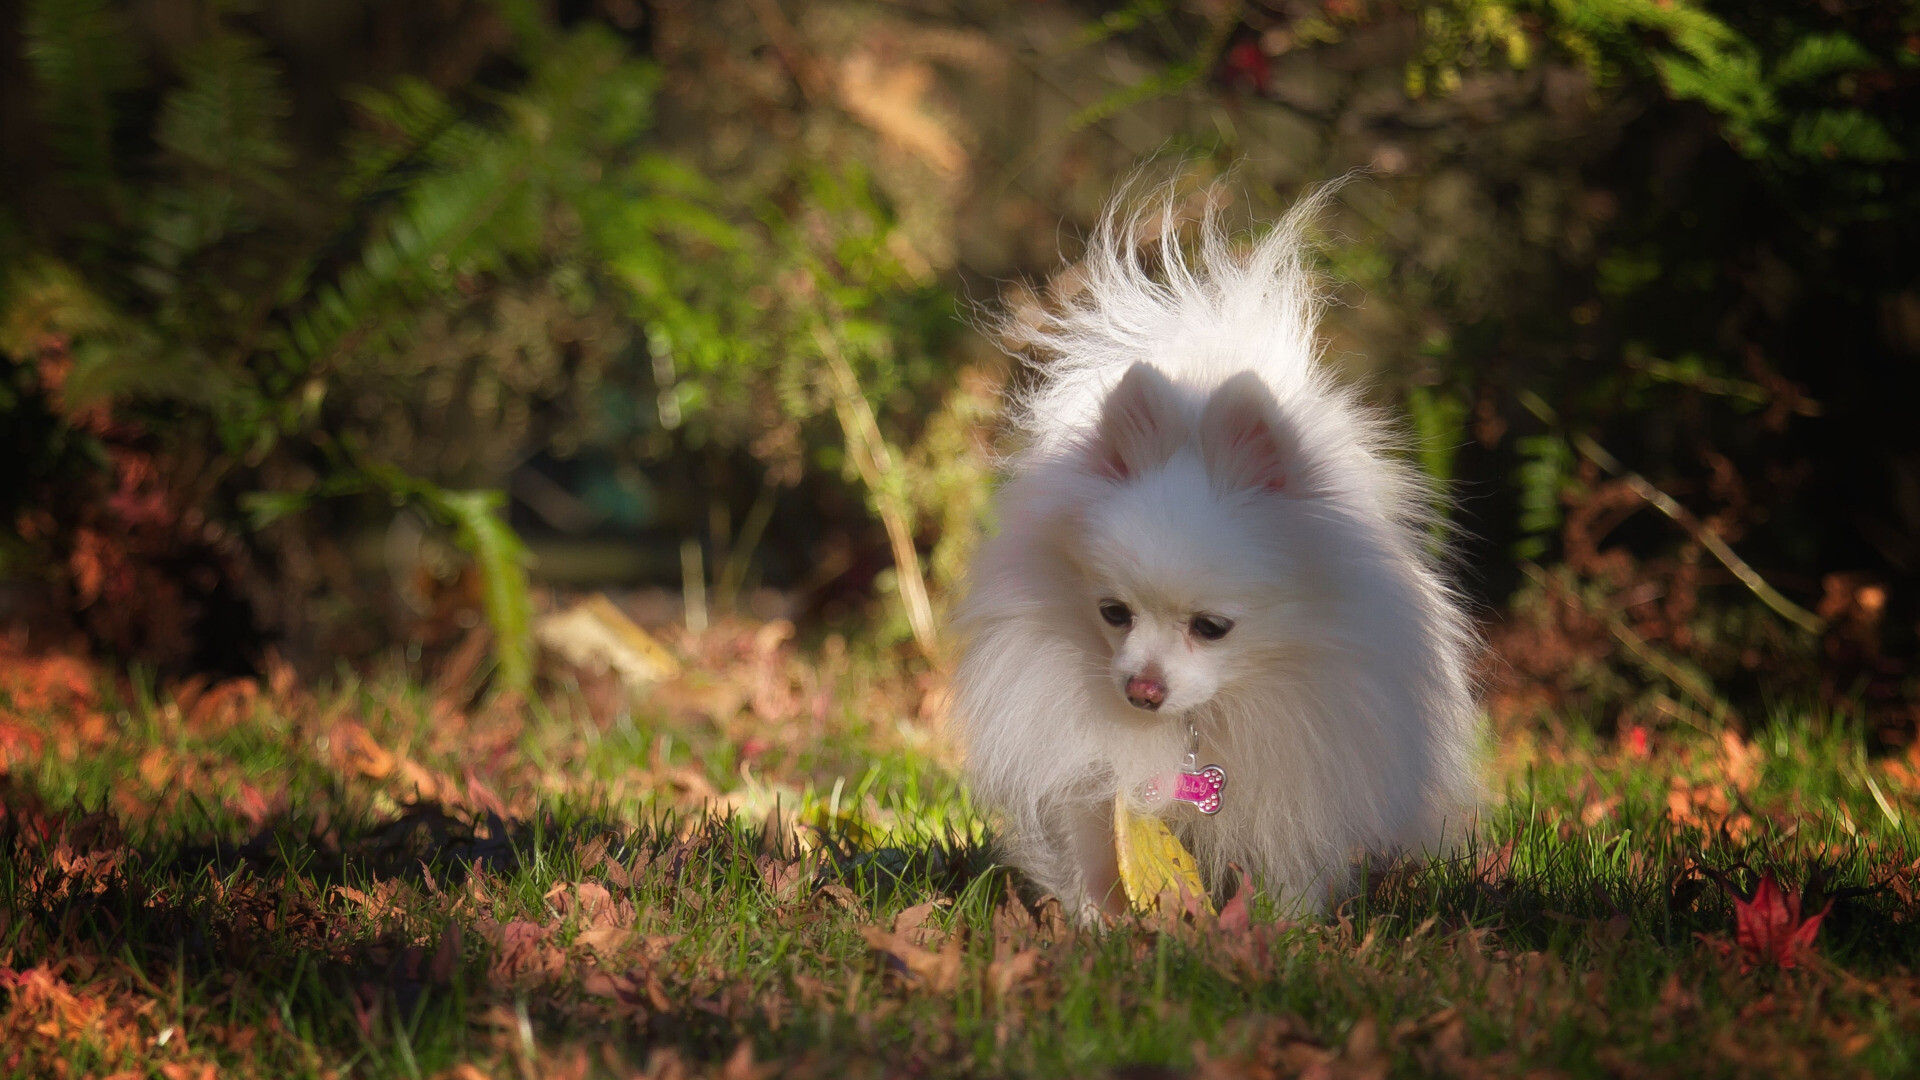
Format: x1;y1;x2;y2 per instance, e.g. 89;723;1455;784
1172;765;1227;814
1143;764;1228;815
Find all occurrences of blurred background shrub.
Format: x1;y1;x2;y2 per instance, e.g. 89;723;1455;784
1;0;1915;741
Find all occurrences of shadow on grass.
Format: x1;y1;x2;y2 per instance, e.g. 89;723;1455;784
8;772;1920;1075
0;776;1005;1072
1353;812;1920;974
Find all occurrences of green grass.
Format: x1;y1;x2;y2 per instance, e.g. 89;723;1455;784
2;636;1919;1078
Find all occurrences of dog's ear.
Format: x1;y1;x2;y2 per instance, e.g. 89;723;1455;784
1198;372;1310;495
1088;362;1186;481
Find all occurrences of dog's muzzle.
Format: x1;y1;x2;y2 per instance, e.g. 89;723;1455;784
1124;675;1167;710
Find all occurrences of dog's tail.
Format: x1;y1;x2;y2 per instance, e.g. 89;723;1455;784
998;175;1347;456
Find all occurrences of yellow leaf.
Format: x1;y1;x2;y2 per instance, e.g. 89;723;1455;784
1113;794;1214;916
535;592;680;689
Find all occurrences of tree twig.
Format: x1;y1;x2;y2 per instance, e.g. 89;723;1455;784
813;323;940;656
1521;560;1733;725
716;470;780;613
1517;390;1825;635
744;0;828;102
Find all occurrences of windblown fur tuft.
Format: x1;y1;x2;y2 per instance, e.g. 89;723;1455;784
954;179;1483;918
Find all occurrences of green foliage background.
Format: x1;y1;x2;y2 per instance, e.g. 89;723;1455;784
1;0;977;685
1;0;1915;727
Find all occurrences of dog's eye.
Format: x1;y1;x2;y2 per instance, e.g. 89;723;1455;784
1190;614;1234;641
1098;600;1133;627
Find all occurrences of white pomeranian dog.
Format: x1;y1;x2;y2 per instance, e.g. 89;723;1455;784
952;182;1482;921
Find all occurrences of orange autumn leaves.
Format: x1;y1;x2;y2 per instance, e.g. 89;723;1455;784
859;871;1262;1002
0;637;282;823
0;636;97;769
481;879;677;991
0;964;225;1080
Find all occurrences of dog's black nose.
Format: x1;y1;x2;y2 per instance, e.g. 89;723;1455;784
1125;675;1166;710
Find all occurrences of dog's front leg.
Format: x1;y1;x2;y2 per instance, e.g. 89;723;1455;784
1062;798;1126;924
1020;792;1128;925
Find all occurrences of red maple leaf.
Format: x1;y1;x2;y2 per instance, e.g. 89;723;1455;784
1220;41;1270;95
1623;724;1651;759
1216;863;1252;934
1731;871;1831;971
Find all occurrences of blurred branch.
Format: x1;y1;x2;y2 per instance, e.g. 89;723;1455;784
716;471;780;613
991;4;1230;200
745;0;828;102
681;538;708;635
1521;560;1733;725
1065;0;1240;132
1518;390;1826;636
813;323;939;656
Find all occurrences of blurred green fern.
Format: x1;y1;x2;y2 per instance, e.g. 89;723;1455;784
1413;0;1907;174
1;11;729;689
23;0;143;195
4;2;978;677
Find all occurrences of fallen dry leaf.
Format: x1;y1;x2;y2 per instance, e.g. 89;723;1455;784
462;768;512;820
547;881;619;927
818;883;860;911
137;747;174;790
986;949;1038;998
863;926;963;994
184;677;258;733
574;926;631;954
582;967;672;1014
1194;1013;1332;1080
1720;731;1763;794
0;720;45;768
485;919;565;983
1343;1016;1389;1080
537;594;681;691
891;899;950;946
721;1040;776;1080
577;835;610;872
757;854;809;901
1476;838;1516;884
330;721;395;780
227;781;274;828
332;881;407;922
429;922;464;986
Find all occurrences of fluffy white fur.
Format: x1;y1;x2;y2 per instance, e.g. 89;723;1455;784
952;183;1482;921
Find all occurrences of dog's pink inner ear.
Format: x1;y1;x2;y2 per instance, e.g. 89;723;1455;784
1199;373;1301;494
1090;362;1185;480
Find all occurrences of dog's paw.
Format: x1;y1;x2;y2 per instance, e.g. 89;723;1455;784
1071;896;1111;929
